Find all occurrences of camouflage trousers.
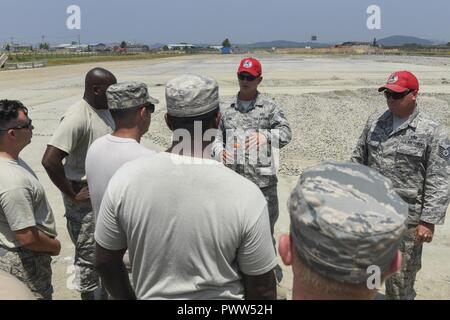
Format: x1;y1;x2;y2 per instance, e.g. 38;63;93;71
260;184;279;236
63;189;100;296
260;184;283;282
0;246;52;300
385;226;423;300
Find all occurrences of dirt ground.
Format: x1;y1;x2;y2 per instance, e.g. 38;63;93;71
1;54;449;300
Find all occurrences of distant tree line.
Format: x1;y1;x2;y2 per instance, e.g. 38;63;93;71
222;38;231;48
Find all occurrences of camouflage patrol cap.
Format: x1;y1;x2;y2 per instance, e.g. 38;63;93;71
165;74;219;117
107;82;159;110
289;161;408;284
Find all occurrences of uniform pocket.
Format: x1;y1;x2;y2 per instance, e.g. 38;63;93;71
254;112;270;129
395;144;426;178
13;253;38;282
396;144;425;158
223;116;237;130
367;139;381;159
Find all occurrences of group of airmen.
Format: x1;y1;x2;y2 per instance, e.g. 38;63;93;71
0;57;449;300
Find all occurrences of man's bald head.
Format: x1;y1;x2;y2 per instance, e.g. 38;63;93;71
84;68;117;110
85;68;116;87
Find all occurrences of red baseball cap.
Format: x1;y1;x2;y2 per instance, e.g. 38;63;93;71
378;71;419;93
237;57;262;77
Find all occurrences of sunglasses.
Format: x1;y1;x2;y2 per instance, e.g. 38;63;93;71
144;103;155;113
238;74;257;81
384;90;413;100
0;119;33;131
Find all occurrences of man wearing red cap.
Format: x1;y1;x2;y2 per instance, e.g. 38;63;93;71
352;71;450;300
212;57;292;286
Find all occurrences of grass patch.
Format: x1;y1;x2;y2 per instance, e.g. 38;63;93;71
6;52;190;66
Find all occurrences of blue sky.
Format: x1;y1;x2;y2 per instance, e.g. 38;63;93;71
0;0;449;45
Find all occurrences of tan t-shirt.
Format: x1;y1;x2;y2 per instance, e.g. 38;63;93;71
48;99;115;182
95;153;277;300
0;158;57;249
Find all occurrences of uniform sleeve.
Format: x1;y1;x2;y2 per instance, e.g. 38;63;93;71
211;116;226;162
0;188;36;231
267;103;292;149
237;202;277;276
48;110;87;154
421;129;450;225
351;116;371;165
94;185;127;251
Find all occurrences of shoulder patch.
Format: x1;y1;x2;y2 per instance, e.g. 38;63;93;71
438;145;450;160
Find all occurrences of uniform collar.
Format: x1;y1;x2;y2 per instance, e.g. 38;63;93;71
407;108;420;129
383;107;420;136
231;91;264;109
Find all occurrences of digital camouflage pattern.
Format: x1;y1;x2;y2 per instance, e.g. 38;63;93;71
211;91;291;283
352;108;450;299
63;190;100;296
165;74;220;117
385;226;423;300
0;246;52;300
289;161;408;284
352;109;450;226
261;184;283;282
260;185;279;235
212;92;292;188
107;82;159;110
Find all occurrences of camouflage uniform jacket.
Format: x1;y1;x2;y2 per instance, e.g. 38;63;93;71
212;92;292;188
352;108;450;226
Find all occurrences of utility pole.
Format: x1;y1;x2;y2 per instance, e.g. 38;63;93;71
78;34;81;45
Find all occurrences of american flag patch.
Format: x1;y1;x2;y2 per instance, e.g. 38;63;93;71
438;145;450;160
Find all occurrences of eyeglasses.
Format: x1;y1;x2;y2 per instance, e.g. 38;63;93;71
0;119;33;131
238;74;257;81
384;90;413;100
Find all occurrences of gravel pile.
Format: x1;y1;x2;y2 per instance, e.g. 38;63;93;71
144;88;450;176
